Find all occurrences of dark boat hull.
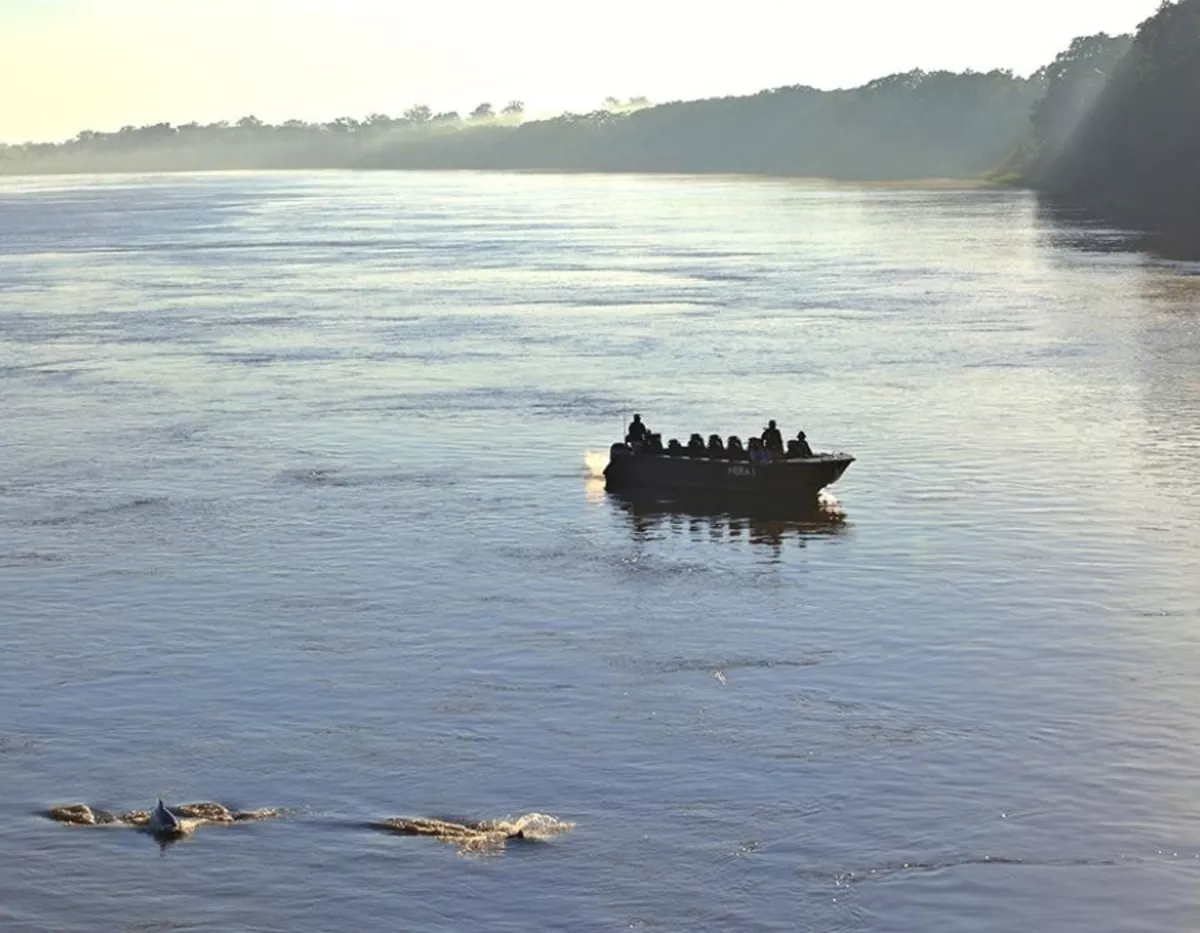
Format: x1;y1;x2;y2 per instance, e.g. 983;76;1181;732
603;447;853;505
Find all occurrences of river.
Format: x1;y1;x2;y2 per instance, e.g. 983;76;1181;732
1;171;1198;932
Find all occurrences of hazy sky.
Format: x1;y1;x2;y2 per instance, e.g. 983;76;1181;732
0;0;1163;143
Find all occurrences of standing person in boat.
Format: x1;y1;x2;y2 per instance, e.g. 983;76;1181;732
626;413;649;445
761;419;784;455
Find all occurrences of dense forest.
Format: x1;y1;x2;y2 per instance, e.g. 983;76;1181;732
1033;0;1200;248
2;1;1197;248
0;74;1039;182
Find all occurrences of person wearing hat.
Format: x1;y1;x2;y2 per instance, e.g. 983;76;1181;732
761;419;783;454
790;431;814;458
626;413;649;445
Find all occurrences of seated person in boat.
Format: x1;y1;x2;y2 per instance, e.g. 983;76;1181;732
787;431;814;458
707;434;726;458
761;419;784;454
626;413;649;445
726;435;747;460
687;433;706;456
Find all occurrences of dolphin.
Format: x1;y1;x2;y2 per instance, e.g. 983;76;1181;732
147;798;183;836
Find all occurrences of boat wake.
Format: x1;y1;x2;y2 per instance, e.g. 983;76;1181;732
583;450;609;478
817;489;843;515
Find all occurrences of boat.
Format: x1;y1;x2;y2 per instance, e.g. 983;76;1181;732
603;432;853;506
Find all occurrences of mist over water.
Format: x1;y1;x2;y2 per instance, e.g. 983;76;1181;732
1;171;1199;932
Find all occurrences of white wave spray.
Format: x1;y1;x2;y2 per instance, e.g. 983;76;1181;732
583;450;609;478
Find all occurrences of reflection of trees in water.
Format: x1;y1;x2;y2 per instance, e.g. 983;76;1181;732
1036;199;1200;503
1033;196;1145;256
1132;270;1200;501
610;491;847;554
1035;195;1200;261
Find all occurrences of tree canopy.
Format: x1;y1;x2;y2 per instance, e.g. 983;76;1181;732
1037;0;1200;247
0;71;1040;180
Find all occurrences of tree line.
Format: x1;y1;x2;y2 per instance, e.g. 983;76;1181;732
0;75;1039;181
1026;0;1200;251
3;3;1198;252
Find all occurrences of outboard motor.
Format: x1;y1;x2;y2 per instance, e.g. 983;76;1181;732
707;434;726;458
727;435;746;461
648;433;664;453
610;442;631;459
667;438;684;457
687;433;706;458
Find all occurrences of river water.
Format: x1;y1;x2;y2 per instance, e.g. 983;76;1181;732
1;171;1198;932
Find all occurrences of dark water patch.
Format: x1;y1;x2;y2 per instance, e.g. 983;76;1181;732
272;593;392;615
223;314;297;328
29;495;169;527
382;385;628;420
617;654;830;678
274;467;459;490
479;680;579;694
104;332;187;346
652;265;760;284
0;734;43;755
276;467;357;488
0;551;68;567
963;359;1035;370
767;691;980;756
161;422;208;444
208;348;346;366
528;293;717;309
822;853;1127;888
19;366;100;382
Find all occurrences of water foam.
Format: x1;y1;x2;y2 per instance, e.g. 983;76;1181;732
583;450;609;478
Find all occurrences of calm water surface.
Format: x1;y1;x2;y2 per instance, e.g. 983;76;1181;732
1;171;1199;932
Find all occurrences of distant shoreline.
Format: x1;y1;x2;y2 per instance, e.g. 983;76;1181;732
0;164;1005;189
5;0;1198;261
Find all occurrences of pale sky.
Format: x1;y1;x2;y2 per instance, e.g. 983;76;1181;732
0;0;1163;143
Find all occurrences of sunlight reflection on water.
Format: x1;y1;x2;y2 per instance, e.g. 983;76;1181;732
1;172;1198;933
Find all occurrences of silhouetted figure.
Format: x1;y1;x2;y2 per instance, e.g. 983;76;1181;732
761;419;783;454
707;434;725;458
788;431;814;458
626;413;649;444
